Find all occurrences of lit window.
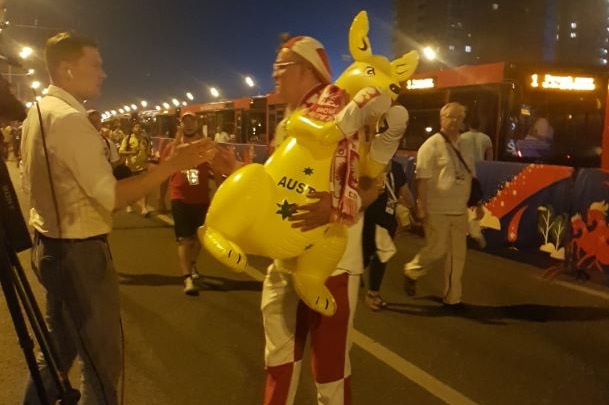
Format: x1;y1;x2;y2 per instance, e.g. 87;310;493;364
570;32;577;38
492;3;499;10
465;45;472;53
571;22;577;29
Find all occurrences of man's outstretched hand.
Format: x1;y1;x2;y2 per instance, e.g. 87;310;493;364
288;191;332;231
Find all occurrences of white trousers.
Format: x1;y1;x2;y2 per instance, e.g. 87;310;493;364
405;212;468;304
261;267;360;405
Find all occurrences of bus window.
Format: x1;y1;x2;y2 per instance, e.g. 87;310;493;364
511;92;603;166
245;111;266;144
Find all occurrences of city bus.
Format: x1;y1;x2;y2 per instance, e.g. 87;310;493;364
397;61;609;170
148;93;286;145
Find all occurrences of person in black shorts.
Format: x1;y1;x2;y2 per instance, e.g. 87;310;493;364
161;112;212;295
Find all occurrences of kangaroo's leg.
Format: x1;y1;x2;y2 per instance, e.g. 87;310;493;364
292;223;348;316
198;164;274;272
198;225;248;272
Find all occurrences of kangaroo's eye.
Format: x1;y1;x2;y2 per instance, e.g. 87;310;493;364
365;67;375;76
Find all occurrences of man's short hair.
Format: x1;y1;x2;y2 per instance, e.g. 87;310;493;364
45;32;97;78
440;102;466;118
469;116;480;129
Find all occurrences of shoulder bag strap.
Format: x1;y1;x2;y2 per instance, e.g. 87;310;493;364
439;131;472;174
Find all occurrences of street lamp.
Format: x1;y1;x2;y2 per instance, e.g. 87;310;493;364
30;80;41;90
9;46;35;99
186;92;194;101
19;46;33;60
140;100;148;109
171;98;180;107
422;46;437;61
244;75;262;96
130;103;137;111
210;87;220;99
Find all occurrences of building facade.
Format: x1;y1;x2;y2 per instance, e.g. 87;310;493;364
393;0;609;69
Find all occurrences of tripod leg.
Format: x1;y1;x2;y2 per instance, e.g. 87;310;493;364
8;248;80;404
0;249;50;405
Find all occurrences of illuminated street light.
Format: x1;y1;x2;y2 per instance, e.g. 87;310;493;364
42;88;49;95
162;102;170;109
181;101;187;106
140;100;148;108
19;46;33;59
210;87;220;98
186;92;194;101
27;68;35;75
155;105;161;111
111;110;117;115
118;108;125;114
31;80;41;89
245;76;255;88
171;98;180;107
130;103;137;110
25;101;33;108
422;46;437;61
124;106;131;112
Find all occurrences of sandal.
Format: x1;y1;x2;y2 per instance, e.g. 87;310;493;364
365;291;388;311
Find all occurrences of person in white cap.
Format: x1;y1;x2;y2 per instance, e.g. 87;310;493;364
261;35;379;405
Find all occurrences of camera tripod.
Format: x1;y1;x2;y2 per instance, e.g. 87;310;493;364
0;160;79;405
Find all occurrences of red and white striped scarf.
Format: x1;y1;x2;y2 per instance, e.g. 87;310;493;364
303;84;360;225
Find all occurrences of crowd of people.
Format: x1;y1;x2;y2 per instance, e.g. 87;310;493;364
9;25;498;405
1;120;22;163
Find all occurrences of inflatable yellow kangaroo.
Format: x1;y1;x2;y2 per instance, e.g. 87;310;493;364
198;10;418;316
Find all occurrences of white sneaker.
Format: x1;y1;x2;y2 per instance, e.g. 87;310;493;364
190;268;201;280
183;276;198;296
141;205;154;217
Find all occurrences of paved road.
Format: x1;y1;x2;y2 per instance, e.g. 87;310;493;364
2;161;609;405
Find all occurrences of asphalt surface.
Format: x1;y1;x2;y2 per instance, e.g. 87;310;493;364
2;160;609;405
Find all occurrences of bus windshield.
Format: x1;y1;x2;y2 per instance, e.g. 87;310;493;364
505;90;604;166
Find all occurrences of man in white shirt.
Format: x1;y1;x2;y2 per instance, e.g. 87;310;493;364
213;127;230;143
459;116;493;161
21;32;215;405
403;102;482;307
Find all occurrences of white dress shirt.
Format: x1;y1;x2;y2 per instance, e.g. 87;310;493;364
21;85;116;238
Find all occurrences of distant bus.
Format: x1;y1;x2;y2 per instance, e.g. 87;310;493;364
397;61;609;169
148;93;286;146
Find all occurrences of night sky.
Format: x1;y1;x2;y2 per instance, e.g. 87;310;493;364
5;0;393;111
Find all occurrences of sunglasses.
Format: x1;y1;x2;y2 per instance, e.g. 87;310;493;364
272;61;300;71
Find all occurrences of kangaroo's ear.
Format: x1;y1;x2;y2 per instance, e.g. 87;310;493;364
349;10;372;62
391;50;420;82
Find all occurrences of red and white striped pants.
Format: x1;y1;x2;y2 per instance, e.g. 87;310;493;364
261;267;360;405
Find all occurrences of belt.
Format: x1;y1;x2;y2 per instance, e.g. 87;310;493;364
35;231;108;243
